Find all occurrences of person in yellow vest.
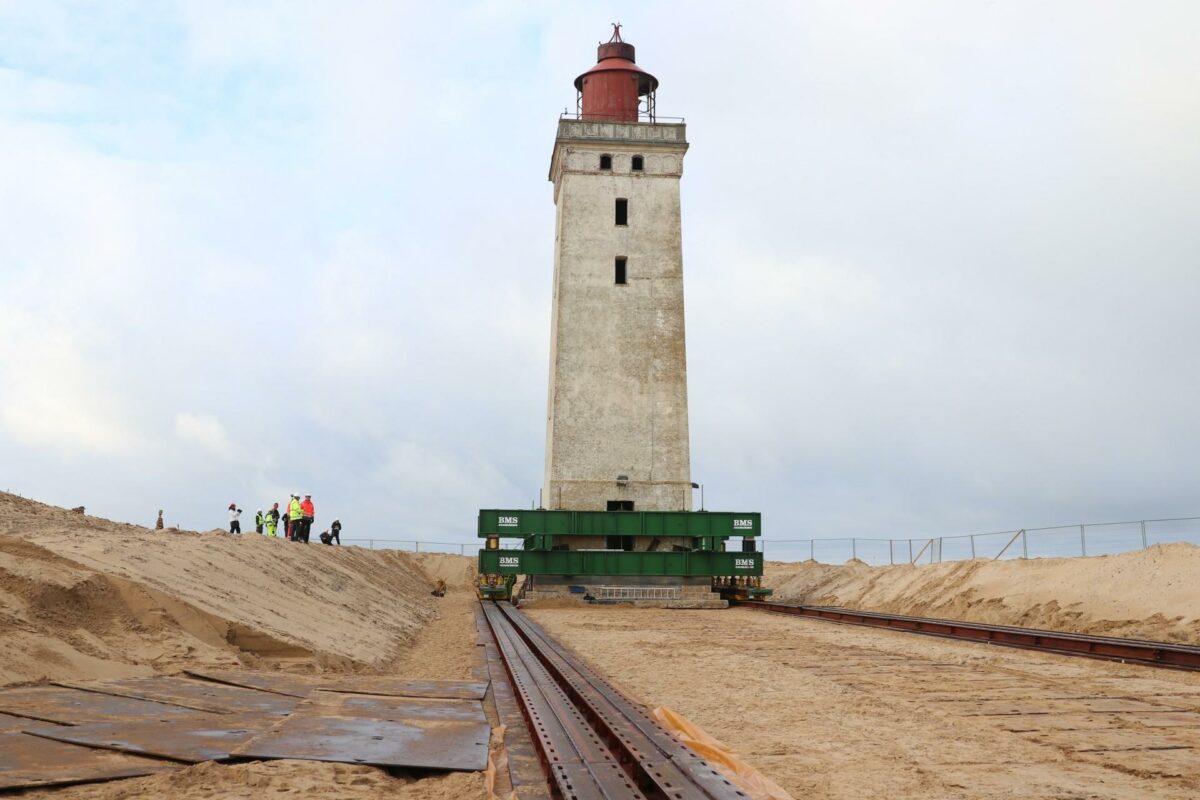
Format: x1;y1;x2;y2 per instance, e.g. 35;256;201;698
287;494;304;542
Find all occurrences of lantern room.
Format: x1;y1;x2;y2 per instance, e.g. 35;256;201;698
574;24;658;122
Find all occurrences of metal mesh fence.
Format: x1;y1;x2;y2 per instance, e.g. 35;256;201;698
341;517;1200;566
341;539;475;554
762;516;1200;565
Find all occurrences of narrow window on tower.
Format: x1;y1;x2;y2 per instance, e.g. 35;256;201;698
631;155;644;172
615;198;628;226
614;257;627;285
599;154;612;170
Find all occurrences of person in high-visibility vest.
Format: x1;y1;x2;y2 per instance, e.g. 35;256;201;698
266;502;280;538
254;509;265;535
288;495;304;542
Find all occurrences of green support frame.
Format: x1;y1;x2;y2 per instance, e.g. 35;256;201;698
479;549;763;577
478;509;761;538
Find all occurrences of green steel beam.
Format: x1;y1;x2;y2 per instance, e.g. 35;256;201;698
478;548;763;577
478;509;761;538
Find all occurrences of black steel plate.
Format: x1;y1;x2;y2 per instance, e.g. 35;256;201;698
61;677;300;716
185;669;323;698
0;712;40;733
0;686;201;726
233;693;490;771
24;713;269;763
316;678;490;701
0;731;178;789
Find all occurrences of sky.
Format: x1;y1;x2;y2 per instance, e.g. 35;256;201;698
1;1;1198;549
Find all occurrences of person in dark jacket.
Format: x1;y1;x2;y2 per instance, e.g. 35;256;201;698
329;519;342;545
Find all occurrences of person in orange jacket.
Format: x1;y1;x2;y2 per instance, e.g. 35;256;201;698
300;494;315;543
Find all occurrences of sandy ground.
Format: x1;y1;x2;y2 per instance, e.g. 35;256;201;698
0;492;465;684
0;492;485;799
18;560;487;800
10;489;1200;799
528;605;1200;799
765;543;1200;643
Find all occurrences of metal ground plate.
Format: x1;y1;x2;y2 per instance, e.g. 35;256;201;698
315;677;489;701
24;713;270;763
60;677;301;716
0;686;202;726
0;712;38;733
233;692;490;771
184;669;488;701
184;669;324;698
0;731;179;790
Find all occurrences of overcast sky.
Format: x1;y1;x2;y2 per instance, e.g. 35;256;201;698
1;1;1197;548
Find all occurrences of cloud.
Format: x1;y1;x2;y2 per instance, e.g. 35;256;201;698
0;2;1197;545
0;323;140;458
173;413;237;460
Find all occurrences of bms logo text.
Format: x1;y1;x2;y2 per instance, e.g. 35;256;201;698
733;519;753;529
734;558;755;569
499;556;520;567
498;516;519;527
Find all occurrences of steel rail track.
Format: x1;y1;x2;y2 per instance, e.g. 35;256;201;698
735;600;1200;671
481;601;747;800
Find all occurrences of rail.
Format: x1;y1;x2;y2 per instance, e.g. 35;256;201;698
734;601;1200;671
480;601;747;799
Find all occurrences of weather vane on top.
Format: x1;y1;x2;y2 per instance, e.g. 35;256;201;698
608;22;623;43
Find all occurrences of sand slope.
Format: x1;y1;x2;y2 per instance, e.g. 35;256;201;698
765;542;1200;643
0;492;450;685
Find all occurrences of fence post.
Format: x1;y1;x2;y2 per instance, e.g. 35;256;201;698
1021;529;1028;559
415;541;420;553
810;540;814;561
970;535;976;559
1080;524;1087;557
369;539;374;550
889;540;894;565
908;539;913;562
851;539;857;561
1140;520;1148;549
911;538;933;565
460;544;465;556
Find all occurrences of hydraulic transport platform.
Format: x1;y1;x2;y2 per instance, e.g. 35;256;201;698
475;509;772;603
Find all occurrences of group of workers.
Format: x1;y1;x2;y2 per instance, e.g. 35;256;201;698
227;495;342;545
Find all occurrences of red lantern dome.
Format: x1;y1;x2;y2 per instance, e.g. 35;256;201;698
574;25;658;123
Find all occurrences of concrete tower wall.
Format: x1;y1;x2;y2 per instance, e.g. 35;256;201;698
543;120;693;512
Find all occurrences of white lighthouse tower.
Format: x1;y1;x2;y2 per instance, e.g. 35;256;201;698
542;26;693;514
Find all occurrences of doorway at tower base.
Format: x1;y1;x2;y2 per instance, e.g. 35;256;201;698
520;575;728;609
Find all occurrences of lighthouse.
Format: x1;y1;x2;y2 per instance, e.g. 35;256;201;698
543;26;693;514
474;28;766;607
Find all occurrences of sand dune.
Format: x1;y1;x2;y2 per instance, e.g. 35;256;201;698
765;542;1200;643
0;492;485;797
0;492;464;686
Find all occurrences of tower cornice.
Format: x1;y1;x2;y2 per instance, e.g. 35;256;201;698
548;120;688;185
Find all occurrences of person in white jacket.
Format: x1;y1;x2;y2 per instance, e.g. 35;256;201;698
228;503;242;534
